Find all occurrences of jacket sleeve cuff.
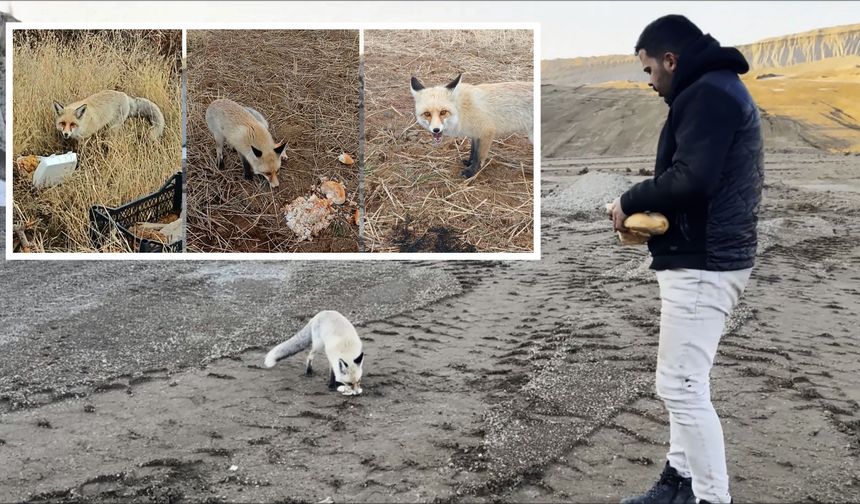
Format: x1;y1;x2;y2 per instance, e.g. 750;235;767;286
620;190;637;215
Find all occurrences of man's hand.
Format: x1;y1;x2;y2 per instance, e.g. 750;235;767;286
610;197;628;232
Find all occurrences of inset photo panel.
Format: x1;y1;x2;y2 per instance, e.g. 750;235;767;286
9;29;183;254
185;29;360;253
364;28;536;254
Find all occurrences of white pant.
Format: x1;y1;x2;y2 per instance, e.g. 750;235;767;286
655;268;752;504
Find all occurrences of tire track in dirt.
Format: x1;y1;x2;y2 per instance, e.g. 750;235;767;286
1;252;655;502
501;159;860;503
3;155;859;503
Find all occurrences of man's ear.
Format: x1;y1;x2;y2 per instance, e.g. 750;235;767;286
663;52;679;73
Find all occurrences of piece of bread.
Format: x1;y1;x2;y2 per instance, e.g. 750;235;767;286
624;212;669;235
617;230;651;245
320;180;346;205
605;202;669;245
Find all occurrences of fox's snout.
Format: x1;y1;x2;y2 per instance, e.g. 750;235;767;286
416;108;455;145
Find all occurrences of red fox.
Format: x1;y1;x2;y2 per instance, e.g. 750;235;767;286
410;73;533;178
264;310;364;394
53;90;165;141
205;98;287;189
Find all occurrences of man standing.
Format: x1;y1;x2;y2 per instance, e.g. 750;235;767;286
609;15;764;504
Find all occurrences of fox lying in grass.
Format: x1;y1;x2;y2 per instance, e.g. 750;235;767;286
205;98;287;190
410;73;533;179
53;90;165;142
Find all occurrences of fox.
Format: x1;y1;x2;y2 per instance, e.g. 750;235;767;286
264;310;364;393
53;90;165;142
410;73;533;179
205;98;287;189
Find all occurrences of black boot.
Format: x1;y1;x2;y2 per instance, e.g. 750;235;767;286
620;461;694;504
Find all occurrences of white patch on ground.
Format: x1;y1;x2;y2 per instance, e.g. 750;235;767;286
543;172;634;217
757;216;837;254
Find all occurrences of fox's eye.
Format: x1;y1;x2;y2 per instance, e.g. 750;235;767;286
440;110;448;116
69;123;76;128
422;112;431;118
59;122;66;127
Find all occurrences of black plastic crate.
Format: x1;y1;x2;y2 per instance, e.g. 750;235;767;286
89;171;184;253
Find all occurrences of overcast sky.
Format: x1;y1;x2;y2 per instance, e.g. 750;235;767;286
3;1;860;59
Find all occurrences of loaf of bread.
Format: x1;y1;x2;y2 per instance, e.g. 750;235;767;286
624;212;669;235
605;203;669;246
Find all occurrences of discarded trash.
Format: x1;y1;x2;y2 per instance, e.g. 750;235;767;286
32;152;78;189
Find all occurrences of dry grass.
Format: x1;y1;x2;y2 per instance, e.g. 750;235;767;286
364;30;534;253
186;30;359;253
10;30;182;252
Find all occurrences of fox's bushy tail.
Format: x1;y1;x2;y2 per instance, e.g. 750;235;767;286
130;97;165;141
264;320;314;368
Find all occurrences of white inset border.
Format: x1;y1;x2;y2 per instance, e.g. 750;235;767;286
5;21;540;261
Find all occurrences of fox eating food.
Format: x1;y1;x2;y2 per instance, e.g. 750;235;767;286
264;310;364;395
205;98;287;189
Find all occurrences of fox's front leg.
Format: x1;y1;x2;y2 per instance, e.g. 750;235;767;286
240;154;253;180
328;369;339;390
462;139;477;167
462;132;494;179
462;137;482;178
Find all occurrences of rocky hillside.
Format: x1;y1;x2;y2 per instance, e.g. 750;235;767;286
541;23;860;158
543;23;860;86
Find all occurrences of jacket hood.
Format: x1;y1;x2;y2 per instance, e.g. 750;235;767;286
667;34;750;104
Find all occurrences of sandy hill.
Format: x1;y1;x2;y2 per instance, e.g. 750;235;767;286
542;24;860;158
543;23;860;86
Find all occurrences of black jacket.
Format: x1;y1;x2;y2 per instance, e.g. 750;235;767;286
621;35;764;271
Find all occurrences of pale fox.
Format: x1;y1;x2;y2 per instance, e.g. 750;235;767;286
205;98;287;189
410;73;533;178
264;310;364;394
53;90;165;141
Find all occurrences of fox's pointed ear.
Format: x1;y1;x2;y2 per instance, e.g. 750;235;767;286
446;73;462;90
410;76;425;96
53;101;65;115
251;146;263;158
273;141;287;156
338;358;348;374
354;352;364;365
73;104;87;119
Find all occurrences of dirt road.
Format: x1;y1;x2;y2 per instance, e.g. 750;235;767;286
2;151;859;502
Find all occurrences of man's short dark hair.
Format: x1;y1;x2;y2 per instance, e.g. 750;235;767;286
635;15;704;58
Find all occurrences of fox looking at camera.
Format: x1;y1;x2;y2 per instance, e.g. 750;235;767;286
410;73;533;178
53;90;165;141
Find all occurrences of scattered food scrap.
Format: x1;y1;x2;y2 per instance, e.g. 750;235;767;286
337;152;355;165
284;195;335;241
320;179;346;205
16;155;40;174
129;213;183;244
